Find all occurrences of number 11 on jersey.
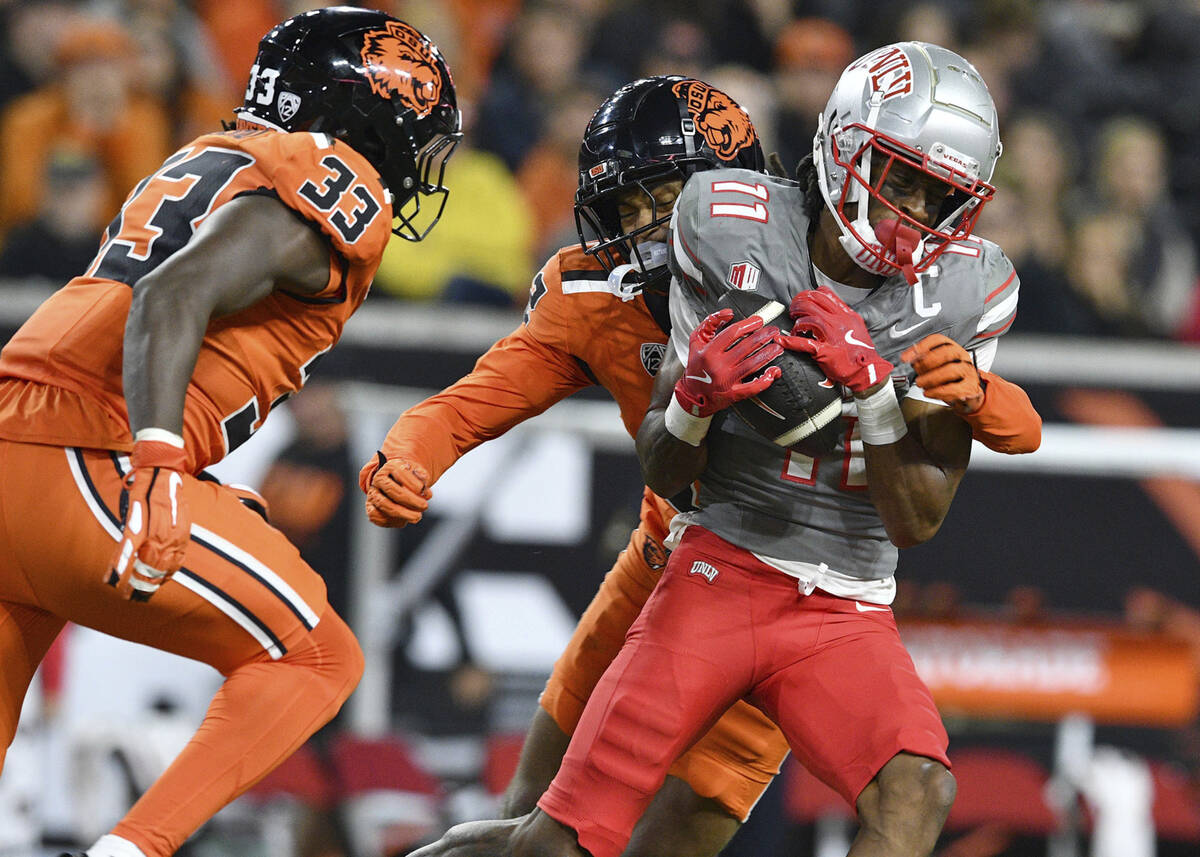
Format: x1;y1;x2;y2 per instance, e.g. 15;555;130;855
781;417;867;490
710;180;769;223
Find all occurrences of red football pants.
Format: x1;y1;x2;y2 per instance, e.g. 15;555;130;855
540;489;789;819
539;525;948;857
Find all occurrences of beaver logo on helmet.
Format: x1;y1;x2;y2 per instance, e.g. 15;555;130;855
671;79;757;160
360;20;443;117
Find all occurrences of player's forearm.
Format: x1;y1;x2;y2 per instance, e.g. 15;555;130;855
863;436;959;547
863;399;970;548
636;405;708;499
123;284;208;436
380;394;535;485
962;371;1041;453
380;333;586;482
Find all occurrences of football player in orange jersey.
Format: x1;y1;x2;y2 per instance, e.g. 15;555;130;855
0;8;460;857
361;77;1040;856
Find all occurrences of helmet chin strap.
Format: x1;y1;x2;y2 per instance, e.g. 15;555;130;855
607;240;670;301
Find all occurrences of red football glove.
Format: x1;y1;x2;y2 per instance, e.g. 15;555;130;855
107;435;191;601
902;333;984;414
673;308;783;417
782;287;894;393
360;452;433;528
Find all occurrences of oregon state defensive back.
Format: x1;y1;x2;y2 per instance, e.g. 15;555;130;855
361;77;1040;857
0;9;459;857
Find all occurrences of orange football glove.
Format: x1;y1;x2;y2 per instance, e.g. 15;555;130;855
901;333;984;414
359;452;432;528
107;432;191;601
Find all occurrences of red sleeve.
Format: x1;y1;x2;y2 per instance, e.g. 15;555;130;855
378;326;593;483
962;371;1042;454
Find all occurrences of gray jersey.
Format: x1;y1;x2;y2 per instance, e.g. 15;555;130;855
667;168;1019;580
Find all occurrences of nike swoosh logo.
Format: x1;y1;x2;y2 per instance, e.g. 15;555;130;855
889;318;932;338
855;601;890;612
685;371;713;384
844;330;870;348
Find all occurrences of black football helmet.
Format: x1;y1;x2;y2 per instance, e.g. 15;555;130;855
236;6;462;241
575;76;765;293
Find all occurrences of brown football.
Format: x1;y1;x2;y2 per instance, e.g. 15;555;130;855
717;289;844;458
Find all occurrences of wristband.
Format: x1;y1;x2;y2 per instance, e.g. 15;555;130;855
855;383;908;446
134;428;184;447
664;394;712;447
131;427;187;470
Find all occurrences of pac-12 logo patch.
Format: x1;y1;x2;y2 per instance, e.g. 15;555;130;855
727;260;760;291
689;560;719;583
277;91;301;123
640;342;666;376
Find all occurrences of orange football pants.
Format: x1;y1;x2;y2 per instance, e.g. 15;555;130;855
0;441;363;857
539;488;790;820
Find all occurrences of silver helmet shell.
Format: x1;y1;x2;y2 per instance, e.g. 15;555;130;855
813;42;1002;282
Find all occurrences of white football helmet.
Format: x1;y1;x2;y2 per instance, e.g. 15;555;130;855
813;42;1002;283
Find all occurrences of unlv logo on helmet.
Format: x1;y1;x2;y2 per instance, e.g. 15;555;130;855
360;20;443;117
858;45;913;101
671;80;758;160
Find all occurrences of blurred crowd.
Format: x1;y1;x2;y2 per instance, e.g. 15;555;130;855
3;0;1200;341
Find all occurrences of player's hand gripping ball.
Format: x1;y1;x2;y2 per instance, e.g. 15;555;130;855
783;286;894;394
717;289;844;458
673;307;783;419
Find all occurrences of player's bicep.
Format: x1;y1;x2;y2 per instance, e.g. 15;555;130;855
136;194;329;321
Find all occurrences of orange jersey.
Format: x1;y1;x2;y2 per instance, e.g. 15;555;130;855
0;129;391;472
381;245;671;482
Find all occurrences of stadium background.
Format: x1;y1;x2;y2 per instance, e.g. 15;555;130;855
0;1;1196;856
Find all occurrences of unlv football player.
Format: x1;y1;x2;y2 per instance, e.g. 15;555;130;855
371;56;1040;857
